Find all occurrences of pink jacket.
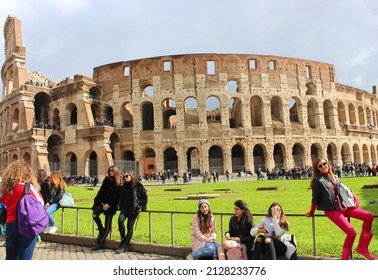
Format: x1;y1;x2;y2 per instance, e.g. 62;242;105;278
190;213;217;251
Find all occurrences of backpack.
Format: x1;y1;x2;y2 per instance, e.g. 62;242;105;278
226;245;248;260
17;183;49;238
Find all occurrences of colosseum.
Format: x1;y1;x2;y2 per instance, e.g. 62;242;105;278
1;15;377;179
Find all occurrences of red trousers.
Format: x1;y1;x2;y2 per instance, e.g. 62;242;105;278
325;207;374;249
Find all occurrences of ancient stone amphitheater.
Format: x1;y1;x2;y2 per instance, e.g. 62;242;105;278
1;16;377;178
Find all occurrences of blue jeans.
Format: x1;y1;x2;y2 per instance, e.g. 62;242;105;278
46;203;59;226
192;242;221;259
5;221;38;260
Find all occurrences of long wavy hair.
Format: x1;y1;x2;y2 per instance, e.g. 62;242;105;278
197;203;213;235
107;165;122;187
0;160;39;195
49;171;67;191
234;200;253;231
267;201;289;230
310;157;336;188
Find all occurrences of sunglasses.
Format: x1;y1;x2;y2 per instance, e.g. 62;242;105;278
318;162;327;169
123;174;130;178
109;169;114;172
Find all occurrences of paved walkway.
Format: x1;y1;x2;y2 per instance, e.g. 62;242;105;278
0;237;180;260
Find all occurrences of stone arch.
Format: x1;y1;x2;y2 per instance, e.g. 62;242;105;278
121;102;133;128
103;105;114;126
271;96;284;123
307;99;318;128
120;150;136;173
184;97;199;126
348;104;357;125
143;148;156;175
327;143;338;165
227;80;238;93
89;86;101;100
47;134;63;171
164;147;178;172
337;101;347;127
66;152;77;176
358;106;365;126
310;143;321;163
187;146;200;176
141;101;154;130
88;151;98;177
142;85;154;97
22;152;31;165
52;108;60;128
253;144;266;172
208;145;223;174
162;98;177;129
206;96;221;123
109;132;120;160
273;143;286;168
229;97;242;128
231;144;245;173
362;143;369;163
91;104;101;124
352;143;361;163
66;103;77;125
292;143;305;167
250;96;263;126
323;100;334;129
289;97;301;123
12;108;19;131
34;92;51;124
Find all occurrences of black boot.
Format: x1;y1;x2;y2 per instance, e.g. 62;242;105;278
115;243;126;254
91;243;102;251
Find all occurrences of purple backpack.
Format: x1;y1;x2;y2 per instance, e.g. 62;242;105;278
17;183;49;238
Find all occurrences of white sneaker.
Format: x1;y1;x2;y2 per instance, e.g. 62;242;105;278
185;253;194;260
48;226;58;234
43;226;50;234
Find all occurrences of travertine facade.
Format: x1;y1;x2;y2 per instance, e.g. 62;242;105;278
1;15;377;178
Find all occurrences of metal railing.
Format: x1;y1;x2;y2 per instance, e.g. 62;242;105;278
59;207;377;257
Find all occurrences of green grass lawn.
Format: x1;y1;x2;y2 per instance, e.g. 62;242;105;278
56;176;378;259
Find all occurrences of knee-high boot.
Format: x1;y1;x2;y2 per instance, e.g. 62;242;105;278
115;238;126;254
356;230;375;260
341;247;351;260
91;231;104;251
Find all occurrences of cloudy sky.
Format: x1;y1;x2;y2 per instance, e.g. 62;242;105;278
1;0;377;97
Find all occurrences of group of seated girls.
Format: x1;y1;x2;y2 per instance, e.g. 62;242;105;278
185;198;297;260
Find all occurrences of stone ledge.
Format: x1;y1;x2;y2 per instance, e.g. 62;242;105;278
40;233;336;260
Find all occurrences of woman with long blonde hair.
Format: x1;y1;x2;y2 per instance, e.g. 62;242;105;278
44;171;67;234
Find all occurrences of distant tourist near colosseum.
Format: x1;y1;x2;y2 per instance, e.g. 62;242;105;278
1;15;377;180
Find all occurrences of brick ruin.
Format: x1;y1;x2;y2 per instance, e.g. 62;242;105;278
1;15;377;178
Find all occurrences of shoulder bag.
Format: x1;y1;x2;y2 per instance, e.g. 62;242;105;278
336;181;356;210
59;192;75;207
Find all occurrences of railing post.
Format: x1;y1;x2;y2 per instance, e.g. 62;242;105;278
76;208;79;235
312;216;316;256
149;212;152;243
61;208;65;234
171;213;174;245
220;214;225;243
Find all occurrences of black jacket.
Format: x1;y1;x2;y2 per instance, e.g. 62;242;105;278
91;176;121;216
48;187;65;205
311;174;338;211
227;215;255;259
119;181;147;215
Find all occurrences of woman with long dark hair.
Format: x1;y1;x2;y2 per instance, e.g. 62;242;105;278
186;198;221;260
251;202;296;260
90;165;122;251
306;157;375;260
217;200;255;260
115;171;147;253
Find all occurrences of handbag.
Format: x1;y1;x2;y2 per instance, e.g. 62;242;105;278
59;192;75;207
336;181;356;210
